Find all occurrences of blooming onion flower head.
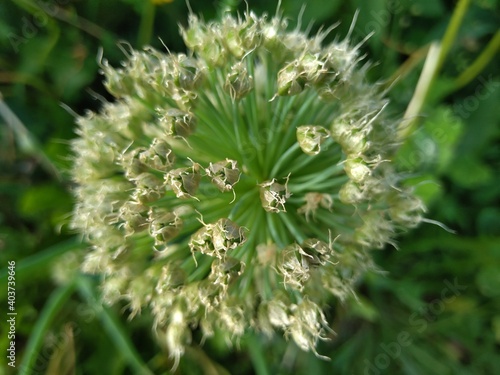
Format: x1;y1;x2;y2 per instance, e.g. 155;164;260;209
71;9;424;366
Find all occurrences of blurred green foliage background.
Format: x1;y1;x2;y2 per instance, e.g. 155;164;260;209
0;0;499;374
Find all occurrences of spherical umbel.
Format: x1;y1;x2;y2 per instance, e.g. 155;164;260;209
71;9;424;366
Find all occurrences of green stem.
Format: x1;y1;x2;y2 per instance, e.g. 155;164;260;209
290;161;344;184
399;42;441;140
399;0;471;140
278;212;306;244
436;0;471;75
266;213;287;247
270;143;301;177
454;29;500;90
0;93;61;181
271;93;317;172
186;256;213;282
137;1;156;47
19;280;76;375
290;175;348;194
246;334;271;375
232;100;245;161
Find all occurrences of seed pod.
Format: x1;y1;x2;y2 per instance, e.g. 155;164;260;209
296;125;330;156
119;201;148;235
338;180;364;204
156;265;186;293
225;62;254;100
344;158;371;183
174;55;204;90
158;108;197;138
277;62;306;96
222;12;261;58
301;238;332;267
139;139;175;171
189;218;246;259
149;207;183;245
213;218;247;251
266;296;291;328
121;148;148;179
206;159;241;192
165;162;201;199
277;244;310;290
210;256;245;292
259;175;291;213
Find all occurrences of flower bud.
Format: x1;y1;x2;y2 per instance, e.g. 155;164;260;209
266;297;291;328
164;309;191;370
338;181;364;204
388;193;424;228
277;62;306;96
222;12;262;58
344;158;371;183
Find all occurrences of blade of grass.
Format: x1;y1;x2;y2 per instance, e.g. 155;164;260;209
399;0;472;139
0;92;61;180
399;42;441;140
454;29;500;90
435;0;471;75
246;334;270;375
76;276;154;375
19;280;76;375
0;239;84;283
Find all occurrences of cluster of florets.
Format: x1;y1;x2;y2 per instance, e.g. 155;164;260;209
71;10;424;367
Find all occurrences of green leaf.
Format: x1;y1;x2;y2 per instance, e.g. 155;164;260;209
447;155;493;187
19;183;72;222
396;106;463;173
348;295;380;322
476;265;500;297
